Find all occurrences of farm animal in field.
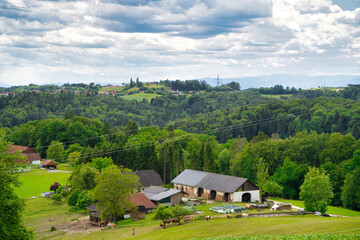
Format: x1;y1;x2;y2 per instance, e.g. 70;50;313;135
227;214;232;219
164;219;172;224
160;224;165;228
241;213;248;218
111;223;116;229
99;221;107;227
171;219;179;224
184;215;193;222
205;216;211;221
246;204;252;209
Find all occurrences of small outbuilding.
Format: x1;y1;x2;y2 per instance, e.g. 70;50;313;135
41;160;57;169
142;186;183;206
171;169;260;203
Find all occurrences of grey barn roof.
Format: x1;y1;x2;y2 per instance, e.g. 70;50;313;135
142;185;182;201
171;169;248;193
135;169;164;188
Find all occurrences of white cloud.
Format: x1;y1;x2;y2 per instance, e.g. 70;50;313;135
0;0;359;85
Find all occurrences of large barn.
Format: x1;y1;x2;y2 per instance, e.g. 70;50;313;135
171;169;260;203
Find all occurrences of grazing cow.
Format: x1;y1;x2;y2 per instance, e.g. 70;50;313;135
99;221;107;227
171;219;179;224
241;213;248;218
184;215;193;222
164;219;172;224
227;214;232;219
160;224;164;228
111;223;116;229
246;204;252;209
205;216;211;221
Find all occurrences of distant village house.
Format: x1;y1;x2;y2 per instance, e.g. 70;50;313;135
41;160;57;169
142;185;183;206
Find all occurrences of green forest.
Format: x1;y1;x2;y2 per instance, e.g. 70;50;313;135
2;82;360;212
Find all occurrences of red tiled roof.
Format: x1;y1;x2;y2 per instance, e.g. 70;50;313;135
9;145;29;152
131;193;157;209
42;160;56;166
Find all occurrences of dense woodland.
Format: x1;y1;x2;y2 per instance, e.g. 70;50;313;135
2;82;360;211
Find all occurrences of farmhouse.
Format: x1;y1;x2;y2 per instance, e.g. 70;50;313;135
135;169;164;190
171;169;260;203
41;160;57;169
142;186;183;206
9;145;41;165
86;192;156;222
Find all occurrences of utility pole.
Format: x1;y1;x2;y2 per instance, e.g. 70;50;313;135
216;75;222;87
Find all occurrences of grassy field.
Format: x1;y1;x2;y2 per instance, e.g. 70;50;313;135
121;93;162;102
14;169;71;198
52;215;360;240
99;86;124;91
56;163;74;172
261;94;293;99
24;198;85;239
270;197;360;217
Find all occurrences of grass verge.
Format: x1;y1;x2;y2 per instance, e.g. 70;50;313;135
270;197;360;217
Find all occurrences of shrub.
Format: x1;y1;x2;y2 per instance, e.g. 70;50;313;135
51;193;62;203
49;182;61;192
67;189;81;206
50;226;56;232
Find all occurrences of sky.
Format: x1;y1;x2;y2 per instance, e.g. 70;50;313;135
0;0;359;86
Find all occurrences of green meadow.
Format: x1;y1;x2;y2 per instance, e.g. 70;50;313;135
121;93;162;102
270;198;360;217
15;169;71;198
51;215;360;240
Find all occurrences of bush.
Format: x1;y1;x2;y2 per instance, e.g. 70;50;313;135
67;189;81;206
50;226;56;232
60;188;70;198
55;186;64;194
49;182;61;192
76;190;94;210
51;194;61;203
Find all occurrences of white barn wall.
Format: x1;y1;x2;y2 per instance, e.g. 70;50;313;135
233;190;260;202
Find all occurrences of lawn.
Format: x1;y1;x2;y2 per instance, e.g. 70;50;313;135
260;94;293;99
57;215;360;240
121;93;162;102
270;197;360;217
99;86;124;92
56;163;74;172
14;169;71;198
23;198;85;239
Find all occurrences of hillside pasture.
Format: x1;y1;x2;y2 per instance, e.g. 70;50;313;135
51;215;360;240
270;198;360;217
99;86;124;92
121;93;162;102
14;169;71;199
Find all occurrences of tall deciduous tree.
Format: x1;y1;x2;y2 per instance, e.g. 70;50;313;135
71;165;99;190
300;167;333;214
0;131;34;239
46;140;64;161
92;165;140;222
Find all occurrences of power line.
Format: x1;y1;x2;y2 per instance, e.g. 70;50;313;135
50;108;317;162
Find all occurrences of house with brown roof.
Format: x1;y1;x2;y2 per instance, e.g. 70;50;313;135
86;192;157;222
9;145;41;166
41;160;57;169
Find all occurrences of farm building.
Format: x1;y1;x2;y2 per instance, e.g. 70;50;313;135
86;192;156;222
41;160;57;169
142;186;183;206
135;169;164;190
9;145;41;165
171;169;260;203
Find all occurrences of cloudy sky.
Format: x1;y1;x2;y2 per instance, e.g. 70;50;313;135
0;0;359;86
